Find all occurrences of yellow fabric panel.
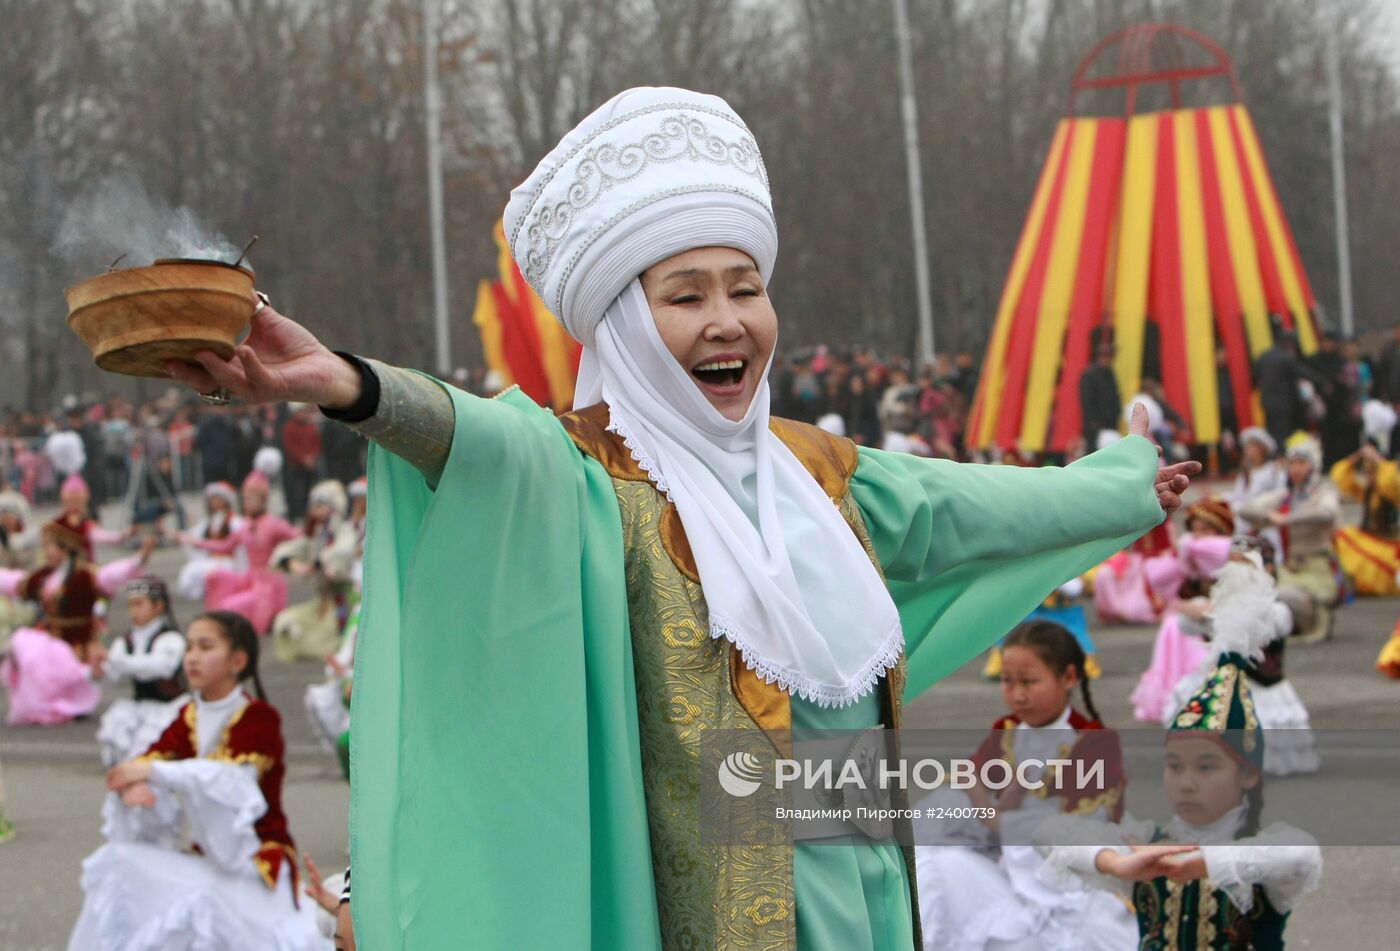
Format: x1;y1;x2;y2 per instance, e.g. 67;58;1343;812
1020;120;1098;451
1173;111;1219;445
470;279;513;386
1111;113;1159;404
974;121;1071;449
1335;526;1400;596
1233;106;1317;353
1208;107;1271;358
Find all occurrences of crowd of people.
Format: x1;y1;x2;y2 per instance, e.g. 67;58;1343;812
3;322;1400;947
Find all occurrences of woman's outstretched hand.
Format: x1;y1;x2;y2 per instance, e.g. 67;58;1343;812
165;295;361;409
1127;402;1200;516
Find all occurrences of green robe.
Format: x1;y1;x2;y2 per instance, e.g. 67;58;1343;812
352;385;1163;950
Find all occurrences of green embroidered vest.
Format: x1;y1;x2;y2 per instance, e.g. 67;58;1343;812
561;404;921;951
1132;828;1288;950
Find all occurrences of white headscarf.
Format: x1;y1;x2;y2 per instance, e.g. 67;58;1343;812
507;87;902;707
575;280;901;706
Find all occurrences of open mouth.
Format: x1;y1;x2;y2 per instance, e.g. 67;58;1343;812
692;356;749;392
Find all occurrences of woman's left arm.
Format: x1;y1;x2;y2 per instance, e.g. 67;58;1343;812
851;435;1175;697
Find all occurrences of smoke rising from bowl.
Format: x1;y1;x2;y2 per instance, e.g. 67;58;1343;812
52;172;243;272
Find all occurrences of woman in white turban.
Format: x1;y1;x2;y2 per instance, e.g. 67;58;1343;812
168;87;1195;951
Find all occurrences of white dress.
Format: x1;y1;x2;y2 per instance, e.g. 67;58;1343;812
95;620;189;767
176;514;246;601
68;690;329;951
913;706;1139;951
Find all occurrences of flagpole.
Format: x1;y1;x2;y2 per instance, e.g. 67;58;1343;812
891;0;936;369
424;0;452;374
1326;28;1354;337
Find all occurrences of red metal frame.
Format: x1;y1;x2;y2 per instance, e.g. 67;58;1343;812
1068;23;1242;116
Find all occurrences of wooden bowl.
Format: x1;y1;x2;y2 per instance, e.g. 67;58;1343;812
65;260;256;378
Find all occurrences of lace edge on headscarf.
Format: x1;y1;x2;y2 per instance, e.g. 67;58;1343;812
606;411;674;500
710;611;906;709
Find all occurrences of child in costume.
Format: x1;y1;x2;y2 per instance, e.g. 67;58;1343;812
176;481;246;602
0;490;38;648
1035;561;1323;948
270;480;358;663
69;610;327;949
1378;622;1400;678
193;471;299;635
1329;442;1400;596
916;620;1137;951
53;473;129;559
1131;498;1234;722
1225;428;1286;560
1240;434;1341;643
982;577;1102;681
0;520;153;725
1094;488;1178;625
1164;540;1319;776
92;576;188;767
303;478;365;778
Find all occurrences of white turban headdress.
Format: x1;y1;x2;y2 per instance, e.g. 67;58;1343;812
503;87;777;346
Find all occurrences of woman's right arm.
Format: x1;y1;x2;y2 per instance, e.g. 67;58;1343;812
324;358;455;488
164;300;455;487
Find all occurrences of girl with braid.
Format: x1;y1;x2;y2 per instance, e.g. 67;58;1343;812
915;620;1136;950
69;610;326;949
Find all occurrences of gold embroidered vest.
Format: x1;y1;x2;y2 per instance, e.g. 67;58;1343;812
560;404;921;951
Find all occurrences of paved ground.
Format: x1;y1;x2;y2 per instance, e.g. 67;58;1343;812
2;494;1398;947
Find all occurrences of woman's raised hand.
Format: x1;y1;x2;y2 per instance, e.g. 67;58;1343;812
165;296;362;409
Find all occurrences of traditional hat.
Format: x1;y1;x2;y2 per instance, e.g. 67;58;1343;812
1238;426;1277;457
348;477;369;500
503;86;777;346
125;574;170;603
60;473;91;498
1168;561;1274;772
203;481;239;508
308;480;349;518
42;515;88;555
0;491;28;519
1284;432;1322;472
241;469;271;494
1184;495;1234;537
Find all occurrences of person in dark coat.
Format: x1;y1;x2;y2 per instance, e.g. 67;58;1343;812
1079;341;1122;449
1253;329;1306;449
195;406;239;485
1310;331;1359;467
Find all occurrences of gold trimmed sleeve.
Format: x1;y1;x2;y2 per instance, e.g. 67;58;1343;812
340;359;456;488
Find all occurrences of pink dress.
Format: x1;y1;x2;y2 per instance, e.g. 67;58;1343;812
200;513;299;635
0;557;146;725
1130;535;1233;722
1093;551;1158;624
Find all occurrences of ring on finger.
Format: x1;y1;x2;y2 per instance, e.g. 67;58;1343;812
253;291;270;315
198;387;232;406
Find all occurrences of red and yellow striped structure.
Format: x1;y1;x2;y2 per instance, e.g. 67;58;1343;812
968;25;1319;453
472;220;582;411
